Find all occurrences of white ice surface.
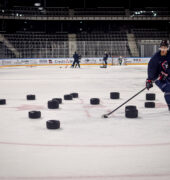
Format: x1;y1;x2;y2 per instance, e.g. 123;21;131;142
0;65;170;180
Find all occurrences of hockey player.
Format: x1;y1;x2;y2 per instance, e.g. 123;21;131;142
103;51;108;68
75;54;81;68
71;51;80;68
146;40;170;111
118;56;123;65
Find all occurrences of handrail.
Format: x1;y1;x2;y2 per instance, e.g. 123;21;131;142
0;8;170;17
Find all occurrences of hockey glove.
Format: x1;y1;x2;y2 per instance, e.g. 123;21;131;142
146;79;153;90
159;71;168;81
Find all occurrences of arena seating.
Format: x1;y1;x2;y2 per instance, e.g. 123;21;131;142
133;28;170;40
76;31;129;57
1;27;169;58
1;32;69;58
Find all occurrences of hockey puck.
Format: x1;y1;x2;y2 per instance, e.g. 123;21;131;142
102;114;108;118
70;93;79;98
0;99;6;105
145;102;155;108
125;105;137;111
48;100;59;109
110;92;120;99
52;98;62;104
64;94;73;100
146;93;156;101
29;111;41;119
125;109;138;118
27;94;36;100
46;120;60;129
90;98;100;105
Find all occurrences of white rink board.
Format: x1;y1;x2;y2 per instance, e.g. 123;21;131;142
0;57;150;66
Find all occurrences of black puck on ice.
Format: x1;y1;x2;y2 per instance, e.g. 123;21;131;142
46;120;60;129
29;111;41;119
64;94;73;100
70;93;79;98
0;99;6;105
52;98;62;104
48;100;59;109
90;98;100;105
110;92;120;99
27;95;36;100
145;102;155;108
146;93;156;101
125;109;138;118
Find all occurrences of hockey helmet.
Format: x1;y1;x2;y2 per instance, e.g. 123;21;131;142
160;40;169;48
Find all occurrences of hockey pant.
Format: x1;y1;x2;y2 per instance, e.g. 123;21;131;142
103;60;107;66
72;59;79;67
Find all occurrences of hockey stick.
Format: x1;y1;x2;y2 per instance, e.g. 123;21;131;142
102;87;147;118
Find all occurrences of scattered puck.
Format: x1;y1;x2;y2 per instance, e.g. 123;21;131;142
90;98;100;105
125;105;137;111
146;93;156;101
64;94;73;100
145;102;155;108
27;94;36;100
48;100;59;109
29;111;41;119
0;99;6;105
70;93;79;98
52;98;62;104
110;92;120;99
46;120;60;129
125;109;138;118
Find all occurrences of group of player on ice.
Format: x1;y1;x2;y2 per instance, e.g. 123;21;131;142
101;51;124;68
71;51;124;68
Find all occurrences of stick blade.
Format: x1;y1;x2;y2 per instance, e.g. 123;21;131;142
102;114;108;118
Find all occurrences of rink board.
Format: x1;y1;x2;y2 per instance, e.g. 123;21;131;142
0;57;150;67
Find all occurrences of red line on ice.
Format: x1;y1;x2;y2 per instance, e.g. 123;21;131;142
156;103;167;108
79;99;92;118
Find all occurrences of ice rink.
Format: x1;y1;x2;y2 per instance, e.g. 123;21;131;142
0;65;170;180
